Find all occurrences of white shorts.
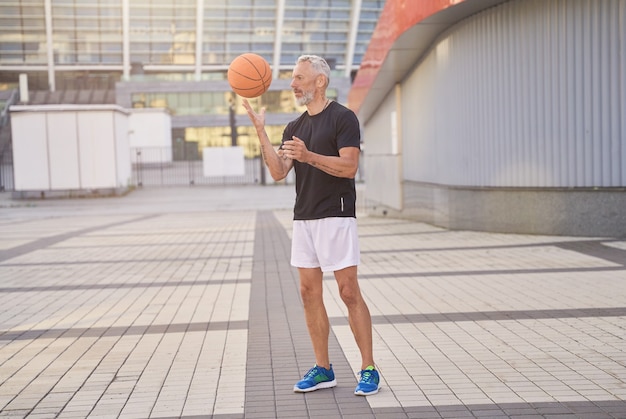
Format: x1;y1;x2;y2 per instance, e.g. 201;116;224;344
291;217;360;272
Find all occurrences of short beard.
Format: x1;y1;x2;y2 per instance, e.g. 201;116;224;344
295;90;314;107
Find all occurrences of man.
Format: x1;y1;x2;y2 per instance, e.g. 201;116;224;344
242;55;379;396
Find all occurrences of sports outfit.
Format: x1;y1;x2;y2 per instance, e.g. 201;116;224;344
282;101;380;396
282;101;361;272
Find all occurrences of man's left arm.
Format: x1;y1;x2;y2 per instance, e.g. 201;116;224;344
280;137;359;179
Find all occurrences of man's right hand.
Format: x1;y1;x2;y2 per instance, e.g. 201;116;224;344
242;99;266;131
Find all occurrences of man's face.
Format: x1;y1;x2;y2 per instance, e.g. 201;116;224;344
290;61;317;106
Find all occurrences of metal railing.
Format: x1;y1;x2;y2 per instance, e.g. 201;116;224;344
0;150;13;192
0;90;18;191
131;147;267;187
0;145;270;193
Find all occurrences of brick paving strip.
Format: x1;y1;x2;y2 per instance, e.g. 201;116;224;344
245;210;377;418
0;215;159;263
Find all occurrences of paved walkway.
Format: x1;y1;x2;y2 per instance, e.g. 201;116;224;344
0;185;625;419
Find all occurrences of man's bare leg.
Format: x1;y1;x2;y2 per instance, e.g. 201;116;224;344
334;265;374;370
298;267;330;369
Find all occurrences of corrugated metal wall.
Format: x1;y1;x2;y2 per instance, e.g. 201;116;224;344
402;0;625;188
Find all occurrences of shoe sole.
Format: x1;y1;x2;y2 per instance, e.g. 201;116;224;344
354;386;380;396
293;379;337;393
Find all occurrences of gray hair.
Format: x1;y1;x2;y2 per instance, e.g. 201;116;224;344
296;55;330;86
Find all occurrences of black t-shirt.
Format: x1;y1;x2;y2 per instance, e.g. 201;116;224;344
282;101;361;220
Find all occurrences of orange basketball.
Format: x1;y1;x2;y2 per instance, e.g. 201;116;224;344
227;53;272;98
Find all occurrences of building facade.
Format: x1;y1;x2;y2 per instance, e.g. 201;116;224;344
0;0;385;185
350;0;626;237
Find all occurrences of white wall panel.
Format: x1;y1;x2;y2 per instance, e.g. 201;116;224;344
362;84;403;210
10;105;131;194
77;112;117;189
363;154;403;209
115;111;131;187
47;112;80;189
11;113;49;190
128;109;172;164
400;0;625;188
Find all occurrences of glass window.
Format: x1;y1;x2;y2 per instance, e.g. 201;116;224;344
184;125;274;160
205;7;226;19
131;91;231;116
0;1;386;82
305;9;328;19
284;9;304;19
330;1;351;8
50;0;123;64
0;0;46;64
254;7;275;18
229;0;253;7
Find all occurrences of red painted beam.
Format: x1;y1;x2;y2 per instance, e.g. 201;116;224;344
348;0;467;113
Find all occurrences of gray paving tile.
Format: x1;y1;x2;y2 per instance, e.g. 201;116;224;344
0;187;625;418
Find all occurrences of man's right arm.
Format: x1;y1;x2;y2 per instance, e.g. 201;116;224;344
242;99;293;181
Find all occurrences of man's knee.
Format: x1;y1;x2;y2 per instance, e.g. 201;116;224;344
334;266;361;306
299;268;324;303
338;282;363;307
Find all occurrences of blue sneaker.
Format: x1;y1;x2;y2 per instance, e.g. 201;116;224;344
293;364;337;392
354;366;380;396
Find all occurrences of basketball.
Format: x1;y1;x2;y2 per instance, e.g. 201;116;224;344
227;53;272;98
